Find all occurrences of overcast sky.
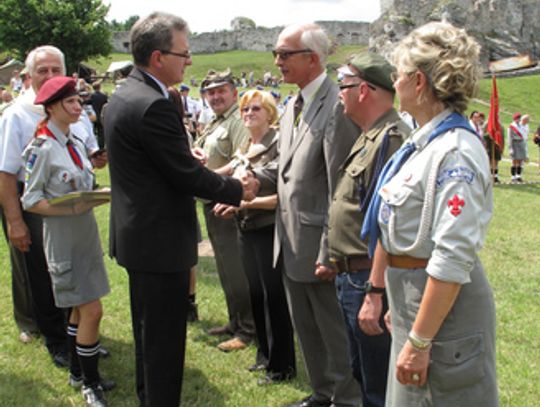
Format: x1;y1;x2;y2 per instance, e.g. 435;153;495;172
105;0;382;33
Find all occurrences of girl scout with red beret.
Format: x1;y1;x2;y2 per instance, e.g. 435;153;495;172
21;76;113;407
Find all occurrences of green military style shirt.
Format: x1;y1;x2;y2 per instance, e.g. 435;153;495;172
328;108;410;260
196;103;249;170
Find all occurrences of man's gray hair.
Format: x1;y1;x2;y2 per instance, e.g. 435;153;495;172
130;12;189;67
25;46;66;76
299;24;331;69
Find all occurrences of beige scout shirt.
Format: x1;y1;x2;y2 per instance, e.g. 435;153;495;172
327;108;409;260
378;109;492;285
196;103;249;170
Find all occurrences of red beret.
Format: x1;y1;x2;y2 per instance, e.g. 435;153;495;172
34;76;78;106
513;112;521;121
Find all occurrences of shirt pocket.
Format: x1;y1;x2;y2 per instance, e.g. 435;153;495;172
48;260;75;292
429;332;485;392
379;184;415;226
214;128;233;159
343;162;367;203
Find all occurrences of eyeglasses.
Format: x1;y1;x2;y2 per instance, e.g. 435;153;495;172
338;83;360;91
338;81;376;91
159;49;192;59
272;49;312;60
241;105;263;113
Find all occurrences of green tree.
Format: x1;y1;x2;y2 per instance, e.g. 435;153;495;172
107;15;139;31
123;15;139;31
0;0;111;73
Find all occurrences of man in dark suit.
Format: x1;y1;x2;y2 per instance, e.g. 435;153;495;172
104;12;257;407
256;24;361;407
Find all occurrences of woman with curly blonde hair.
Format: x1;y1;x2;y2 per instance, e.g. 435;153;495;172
360;21;498;406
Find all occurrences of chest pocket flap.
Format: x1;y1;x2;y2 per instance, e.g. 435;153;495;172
380;184;413;207
344;161;367;179
213;126;232;158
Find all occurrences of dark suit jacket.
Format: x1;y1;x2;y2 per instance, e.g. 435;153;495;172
104;68;242;272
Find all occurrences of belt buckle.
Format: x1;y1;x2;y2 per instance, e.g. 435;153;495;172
329;257;347;274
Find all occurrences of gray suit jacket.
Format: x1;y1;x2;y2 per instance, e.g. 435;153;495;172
257;76;360;282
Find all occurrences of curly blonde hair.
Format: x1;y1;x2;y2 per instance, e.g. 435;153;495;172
391;21;481;114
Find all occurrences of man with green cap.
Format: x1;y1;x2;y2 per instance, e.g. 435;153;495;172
195;68;255;352
327;51;410;407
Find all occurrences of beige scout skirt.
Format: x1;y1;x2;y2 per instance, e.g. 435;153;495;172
43;210;110;308
384;258;499;407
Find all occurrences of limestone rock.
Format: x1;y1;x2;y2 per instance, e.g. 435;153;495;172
370;0;540;66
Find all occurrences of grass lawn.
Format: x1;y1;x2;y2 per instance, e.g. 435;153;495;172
1;162;540;406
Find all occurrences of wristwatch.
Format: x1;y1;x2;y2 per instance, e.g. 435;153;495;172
364;281;385;294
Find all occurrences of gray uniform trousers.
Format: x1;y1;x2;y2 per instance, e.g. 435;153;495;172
283;272;362;407
203;203;255;341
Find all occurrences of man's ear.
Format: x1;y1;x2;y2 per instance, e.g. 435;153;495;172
148;50;164;70
357;82;369;103
309;51;320;68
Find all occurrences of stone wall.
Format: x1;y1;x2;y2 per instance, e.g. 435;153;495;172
111;20;370;54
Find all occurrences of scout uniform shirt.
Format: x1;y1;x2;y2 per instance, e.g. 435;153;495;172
196;103;249;170
328;109;408;260
21;121;94;209
20;121;109;308
378;109;492;285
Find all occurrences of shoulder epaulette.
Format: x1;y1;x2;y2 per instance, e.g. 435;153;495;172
386;124;401;137
31;136;48;148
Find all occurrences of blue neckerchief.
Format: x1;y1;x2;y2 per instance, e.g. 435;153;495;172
360;112;477;258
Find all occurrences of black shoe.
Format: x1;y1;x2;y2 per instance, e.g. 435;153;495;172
283;395;332;407
69;375;117;391
187;302;199;322
82;384;108;407
99;347;110;358
257;370;296;386
52;351;69;369
247;362;266;372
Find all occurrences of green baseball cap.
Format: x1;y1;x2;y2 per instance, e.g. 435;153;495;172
338;52;395;92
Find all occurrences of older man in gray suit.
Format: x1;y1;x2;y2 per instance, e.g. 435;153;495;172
257;23;361;407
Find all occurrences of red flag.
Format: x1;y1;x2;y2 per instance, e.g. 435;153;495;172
486;74;504;152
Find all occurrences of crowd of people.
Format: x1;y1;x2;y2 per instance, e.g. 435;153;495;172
0;9;520;407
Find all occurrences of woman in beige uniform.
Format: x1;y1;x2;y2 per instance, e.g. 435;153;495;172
361;22;498;406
